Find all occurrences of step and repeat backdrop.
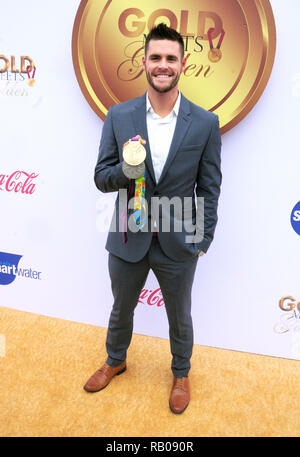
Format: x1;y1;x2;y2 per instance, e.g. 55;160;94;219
1;0;300;360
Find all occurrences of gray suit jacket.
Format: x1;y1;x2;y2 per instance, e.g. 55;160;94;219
94;93;222;262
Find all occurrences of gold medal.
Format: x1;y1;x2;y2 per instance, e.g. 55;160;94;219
26;65;36;87
123;139;146;166
208;48;222;63
207;28;224;62
122;161;145;179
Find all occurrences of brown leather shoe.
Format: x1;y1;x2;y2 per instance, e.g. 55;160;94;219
83;361;126;392
169;376;190;414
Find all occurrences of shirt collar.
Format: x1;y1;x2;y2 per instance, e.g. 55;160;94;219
146;91;181;118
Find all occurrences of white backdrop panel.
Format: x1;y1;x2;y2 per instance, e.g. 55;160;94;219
0;0;300;361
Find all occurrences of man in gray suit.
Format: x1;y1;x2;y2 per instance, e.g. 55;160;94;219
84;23;222;414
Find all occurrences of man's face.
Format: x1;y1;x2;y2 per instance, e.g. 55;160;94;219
142;39;186;93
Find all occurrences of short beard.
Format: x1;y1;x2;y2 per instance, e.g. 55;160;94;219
145;69;180;93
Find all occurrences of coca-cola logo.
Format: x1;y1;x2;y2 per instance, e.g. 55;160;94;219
138;288;165;307
0;171;38;194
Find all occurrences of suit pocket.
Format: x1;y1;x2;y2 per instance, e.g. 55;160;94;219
178;144;204;152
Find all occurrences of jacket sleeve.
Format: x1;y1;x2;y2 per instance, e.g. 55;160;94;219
195;115;222;253
94;107;130;193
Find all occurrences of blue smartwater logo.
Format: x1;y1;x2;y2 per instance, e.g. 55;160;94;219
291;201;300;236
0;251;42;285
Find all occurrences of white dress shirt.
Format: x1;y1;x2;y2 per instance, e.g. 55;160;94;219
146;92;180;232
146;91;181;183
145;92;204;256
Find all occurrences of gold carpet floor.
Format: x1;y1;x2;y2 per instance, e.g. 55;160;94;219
0;305;299;437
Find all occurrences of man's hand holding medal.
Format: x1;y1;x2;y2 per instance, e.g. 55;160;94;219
122;135;147;179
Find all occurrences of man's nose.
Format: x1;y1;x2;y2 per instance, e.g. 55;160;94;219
158;58;168;69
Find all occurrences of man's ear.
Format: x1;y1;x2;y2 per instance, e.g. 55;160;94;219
181;55;187;71
142;56;146;71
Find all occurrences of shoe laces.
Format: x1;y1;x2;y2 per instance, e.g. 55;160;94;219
175;377;186;391
99;364;110;375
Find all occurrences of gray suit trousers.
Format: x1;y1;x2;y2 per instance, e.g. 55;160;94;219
105;236;198;377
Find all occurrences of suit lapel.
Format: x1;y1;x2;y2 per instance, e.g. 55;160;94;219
130;93;192;185
158;94;192;185
131;94;156;183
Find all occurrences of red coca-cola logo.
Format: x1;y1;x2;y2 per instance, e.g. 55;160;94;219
138;288;165;307
0;171;38;194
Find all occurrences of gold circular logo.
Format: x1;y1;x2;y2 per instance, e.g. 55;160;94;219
72;0;276;133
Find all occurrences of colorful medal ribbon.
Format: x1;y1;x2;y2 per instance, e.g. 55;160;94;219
133;171;146;229
130;136;147;230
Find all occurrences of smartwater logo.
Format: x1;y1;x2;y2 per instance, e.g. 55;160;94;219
0;251;42;285
291;201;300;236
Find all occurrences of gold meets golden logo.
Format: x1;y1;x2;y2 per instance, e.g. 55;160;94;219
0;55;35;74
274;296;300;335
72;0;276;133
279;296;300;313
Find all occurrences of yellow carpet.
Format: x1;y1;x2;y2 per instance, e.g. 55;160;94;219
0;305;299;437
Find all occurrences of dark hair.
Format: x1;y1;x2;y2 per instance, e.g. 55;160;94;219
145;23;184;58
